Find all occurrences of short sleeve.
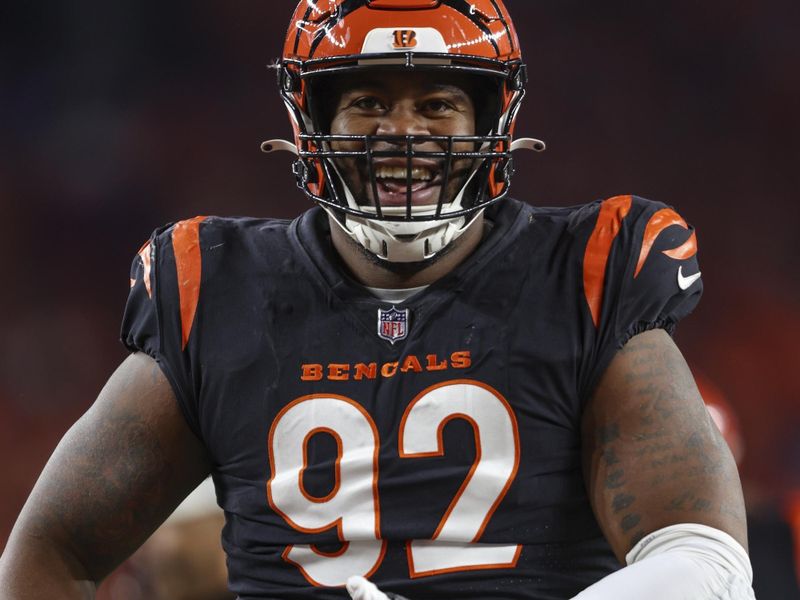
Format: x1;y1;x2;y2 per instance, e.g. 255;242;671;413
580;196;703;398
121;239;159;358
610;200;702;345
119;229;203;438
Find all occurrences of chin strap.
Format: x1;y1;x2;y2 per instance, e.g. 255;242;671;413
325;205;483;263
329;158;485;263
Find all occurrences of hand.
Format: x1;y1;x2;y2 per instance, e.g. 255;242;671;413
346;576;411;600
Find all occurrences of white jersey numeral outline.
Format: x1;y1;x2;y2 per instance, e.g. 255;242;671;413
267;394;386;587
267;381;521;586
399;380;522;577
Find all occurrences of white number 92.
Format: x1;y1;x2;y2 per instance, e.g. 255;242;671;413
267;380;521;587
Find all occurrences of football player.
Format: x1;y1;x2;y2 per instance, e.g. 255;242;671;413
0;1;756;599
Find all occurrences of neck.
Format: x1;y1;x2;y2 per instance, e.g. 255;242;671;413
329;214;485;289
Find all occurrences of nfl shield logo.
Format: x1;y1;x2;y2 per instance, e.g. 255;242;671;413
377;306;410;344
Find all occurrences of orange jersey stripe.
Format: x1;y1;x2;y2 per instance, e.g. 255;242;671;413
172;217;207;349
634;209;692;278
663;230;698;261
583;195;633;328
137;242;153;299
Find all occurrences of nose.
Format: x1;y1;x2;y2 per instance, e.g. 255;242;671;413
375;104;429;137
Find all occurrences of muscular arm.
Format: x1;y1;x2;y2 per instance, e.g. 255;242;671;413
582;328;747;562
0;352;212;599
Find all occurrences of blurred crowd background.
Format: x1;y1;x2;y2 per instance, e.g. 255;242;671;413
1;0;798;597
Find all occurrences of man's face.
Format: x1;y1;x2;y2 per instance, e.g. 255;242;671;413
328;70;478;210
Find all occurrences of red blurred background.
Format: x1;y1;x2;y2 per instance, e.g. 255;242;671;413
1;0;798;595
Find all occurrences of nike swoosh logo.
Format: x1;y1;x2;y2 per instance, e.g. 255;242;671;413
678;266;702;291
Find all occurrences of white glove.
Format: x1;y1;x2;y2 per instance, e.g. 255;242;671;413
346;576;389;600
346;576;410;600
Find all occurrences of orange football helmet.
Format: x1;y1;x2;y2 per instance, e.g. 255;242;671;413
264;0;544;262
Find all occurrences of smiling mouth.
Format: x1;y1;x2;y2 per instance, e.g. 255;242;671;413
375;165;435;182
371;165;443;207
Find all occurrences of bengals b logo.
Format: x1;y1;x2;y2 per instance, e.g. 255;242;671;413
393;30;418;49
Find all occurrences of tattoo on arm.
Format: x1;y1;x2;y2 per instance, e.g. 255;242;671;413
584;330;748;557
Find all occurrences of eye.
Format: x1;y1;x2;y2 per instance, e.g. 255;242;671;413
352;96;386;112
423;98;457;113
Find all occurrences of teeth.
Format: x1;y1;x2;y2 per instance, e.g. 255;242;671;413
375;166;434;181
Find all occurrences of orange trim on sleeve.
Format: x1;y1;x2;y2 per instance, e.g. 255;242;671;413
172;217;207;349
662;230;698;261
137;242;153;299
583;195;633;328
634;209;691;278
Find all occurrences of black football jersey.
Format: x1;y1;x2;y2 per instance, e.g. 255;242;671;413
122;196;702;599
